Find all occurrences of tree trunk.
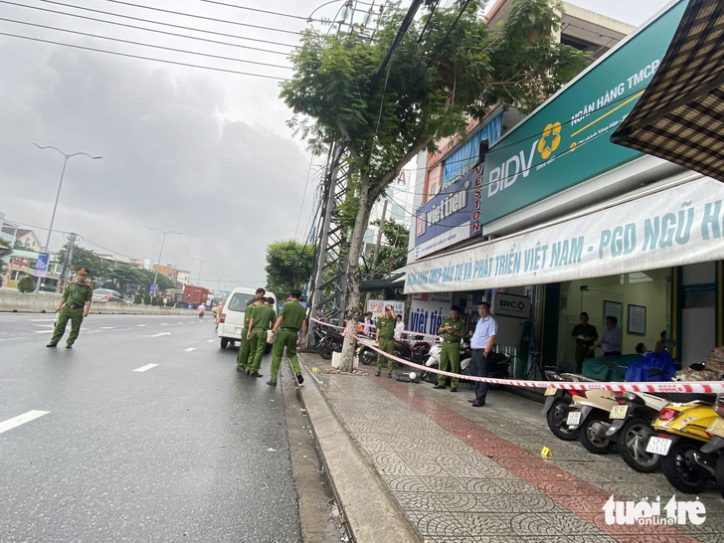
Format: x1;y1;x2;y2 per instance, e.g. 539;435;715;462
339;174;372;373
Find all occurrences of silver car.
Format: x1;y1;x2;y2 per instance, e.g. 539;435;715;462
92;288;124;303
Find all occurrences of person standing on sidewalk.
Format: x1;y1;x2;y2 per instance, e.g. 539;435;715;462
267;289;307;387
469;302;497;407
375;305;397;378
433;305;466;393
246;298;276;378
46;267;93;349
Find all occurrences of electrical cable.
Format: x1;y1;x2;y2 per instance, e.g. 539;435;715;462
38;0;299;49
198;0;322;22
0;31;291;79
104;0;305;36
294;158;323;240
1;1;293;56
0;17;293;69
425;0;472;68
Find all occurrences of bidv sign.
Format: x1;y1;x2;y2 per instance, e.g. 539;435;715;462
414;165;483;260
493;293;531;319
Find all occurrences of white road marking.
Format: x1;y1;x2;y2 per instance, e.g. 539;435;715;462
184;347;196;352
100;327;115;330
31;323;54;328
143;332;171;338
207;339;215;343
137;324;147;327
161;323;169;326
0;410;50;434
34;330;54;334
30;319;55;322
133;364;158;372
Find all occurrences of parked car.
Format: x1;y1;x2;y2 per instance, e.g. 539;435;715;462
92;288;124;303
217;287;276;350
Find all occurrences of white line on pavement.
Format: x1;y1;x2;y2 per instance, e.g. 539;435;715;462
184;347;196;352
0;410;50;434
100;327;115;330
30;319;55;322
133;364;159;372
143;332;171;338
207;339;215;343
137;324;146;327
30;323;54;328
34;330;53;334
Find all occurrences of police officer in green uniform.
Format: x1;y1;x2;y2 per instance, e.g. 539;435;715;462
433;305;467;392
236;288;266;372
246;297;276;377
267;289;307;387
375;305;397;378
47;267;93;348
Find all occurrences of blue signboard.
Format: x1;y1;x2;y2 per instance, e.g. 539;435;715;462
150;283;157;294
413;164;483;260
34;252;49;277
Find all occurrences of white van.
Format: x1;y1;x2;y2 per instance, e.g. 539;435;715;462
218;287;276;349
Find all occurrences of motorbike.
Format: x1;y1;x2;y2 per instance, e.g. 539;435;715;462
316;327;345;360
648;393;724;495
542;369;598;441
422;340;509;387
357;336;431;367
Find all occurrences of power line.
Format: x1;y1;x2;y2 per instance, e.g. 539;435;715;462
39;0;299;49
104;0;305;36
1;1;292;56
0;31;290;79
198;0;321;22
0;18;293;69
425;0;472;68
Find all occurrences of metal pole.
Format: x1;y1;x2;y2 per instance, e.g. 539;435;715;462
34;156;68;294
153;233;166;288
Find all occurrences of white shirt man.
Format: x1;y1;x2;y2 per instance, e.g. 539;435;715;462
599;316;622;355
470;302;498;407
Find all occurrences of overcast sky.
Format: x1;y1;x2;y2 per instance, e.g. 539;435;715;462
0;0;670;291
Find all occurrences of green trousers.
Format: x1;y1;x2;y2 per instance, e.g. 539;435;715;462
376;338;395;373
247;328;268;373
270;329;301;384
51;305;84;345
438;341;461;388
237;327;251;368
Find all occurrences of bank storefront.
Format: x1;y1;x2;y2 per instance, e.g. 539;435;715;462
404;0;724;372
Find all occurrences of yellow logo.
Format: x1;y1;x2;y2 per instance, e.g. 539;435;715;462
537;122;562;159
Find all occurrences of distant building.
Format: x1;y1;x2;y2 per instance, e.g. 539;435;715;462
153;264;177;283
98;253;136;267
176;269;191;287
6;249;62;291
0;224;43;252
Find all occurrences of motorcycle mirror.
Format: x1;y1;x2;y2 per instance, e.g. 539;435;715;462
690;362;706;371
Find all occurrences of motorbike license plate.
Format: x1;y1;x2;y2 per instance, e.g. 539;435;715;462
707;417;724;438
566;411;582;427
609;405;629;420
544;387;557;396
646;436;672;456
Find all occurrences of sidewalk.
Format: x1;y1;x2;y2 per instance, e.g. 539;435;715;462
297;353;724;543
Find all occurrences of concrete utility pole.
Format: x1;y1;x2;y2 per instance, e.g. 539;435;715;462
191;257;213;286
148;227;182;292
33;144;102;294
59;232;78;291
364;198;387;308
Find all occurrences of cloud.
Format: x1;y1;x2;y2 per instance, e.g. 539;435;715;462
0;32;316;291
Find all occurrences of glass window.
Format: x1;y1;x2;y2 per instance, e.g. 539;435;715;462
227;293;254;312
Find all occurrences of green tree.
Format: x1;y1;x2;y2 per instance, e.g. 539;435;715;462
17;275;34;293
265;240;314;298
165;298;175;307
133;294;142;304
56;243;111;280
0;241;12;287
367;218;409;278
281;0;589;369
143;294;151;305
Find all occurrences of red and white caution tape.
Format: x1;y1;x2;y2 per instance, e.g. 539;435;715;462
311;318;438;344
350;332;724;395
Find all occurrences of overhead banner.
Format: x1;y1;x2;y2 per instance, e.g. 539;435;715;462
414;164;483;260
405;177;724;294
478;0;687;227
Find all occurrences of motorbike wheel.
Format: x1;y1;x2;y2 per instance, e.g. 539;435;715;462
546;399;579;441
318;343;334;360
716;451;724;500
579;411;614;454
661;439;708;494
618;417;660;473
359;348;376;366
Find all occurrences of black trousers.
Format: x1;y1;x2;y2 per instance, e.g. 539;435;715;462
471;350;489;404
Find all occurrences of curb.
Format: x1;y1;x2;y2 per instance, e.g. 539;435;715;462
294;354;421;543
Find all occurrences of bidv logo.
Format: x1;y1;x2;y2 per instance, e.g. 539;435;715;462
487;120;562;198
603;495;706;526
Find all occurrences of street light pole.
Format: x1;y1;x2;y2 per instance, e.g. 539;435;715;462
217;274;227;294
34;144;102;294
148;227;182;293
191;257;213;286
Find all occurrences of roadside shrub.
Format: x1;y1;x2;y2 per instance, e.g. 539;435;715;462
143;294;151;305
133;294;142;304
18;276;34;293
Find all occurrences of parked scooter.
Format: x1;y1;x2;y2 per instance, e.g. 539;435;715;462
542;369;598;441
316;327;345;359
648;393;724;494
357;336;431;367
422;340;509;387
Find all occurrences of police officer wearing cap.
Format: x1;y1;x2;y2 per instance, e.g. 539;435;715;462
433;305;466;392
47;267;93;348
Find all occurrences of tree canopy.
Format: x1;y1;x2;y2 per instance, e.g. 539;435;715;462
367;218;409;278
56;243;112;279
265;240;314;298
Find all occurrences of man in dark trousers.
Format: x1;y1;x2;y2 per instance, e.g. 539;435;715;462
469;302;498;407
571;312;598;373
47;267;93;348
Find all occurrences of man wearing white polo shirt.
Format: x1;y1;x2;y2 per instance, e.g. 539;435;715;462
469;302;498;407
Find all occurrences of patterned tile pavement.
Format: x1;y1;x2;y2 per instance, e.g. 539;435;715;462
300;355;724;543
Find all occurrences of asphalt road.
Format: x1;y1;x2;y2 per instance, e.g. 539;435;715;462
0;313;305;543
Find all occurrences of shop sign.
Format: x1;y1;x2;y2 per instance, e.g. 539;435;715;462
366;299;405;317
34;253;49;278
409;292;452;336
493;293;531;319
405;177;724;294
478;0;687;228
414;164;483;260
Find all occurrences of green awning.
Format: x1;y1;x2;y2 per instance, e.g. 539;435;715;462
611;0;724;181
